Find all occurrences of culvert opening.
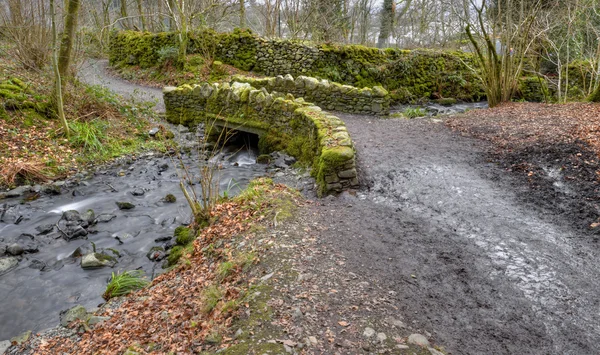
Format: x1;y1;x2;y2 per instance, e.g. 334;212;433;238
211;128;260;166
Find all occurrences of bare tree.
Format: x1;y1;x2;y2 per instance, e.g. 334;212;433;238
464;0;545;106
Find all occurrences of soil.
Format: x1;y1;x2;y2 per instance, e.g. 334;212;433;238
12;64;600;355
298;112;600;354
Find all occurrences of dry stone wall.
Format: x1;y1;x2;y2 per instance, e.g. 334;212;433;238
163;82;358;195
109;30;486;103
231;74;390;115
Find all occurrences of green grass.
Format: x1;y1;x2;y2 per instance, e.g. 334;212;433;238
69;120;108;154
402;107;427;118
217;261;235;279
202;285;223;314
103;270;150;300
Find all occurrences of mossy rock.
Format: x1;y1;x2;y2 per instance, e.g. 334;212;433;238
174;226;194;245
256;154;271;164
166;245;184;267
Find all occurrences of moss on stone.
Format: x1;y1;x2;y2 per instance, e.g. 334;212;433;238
166;246;183;267
175;226;194;245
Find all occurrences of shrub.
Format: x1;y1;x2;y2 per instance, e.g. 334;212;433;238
103;270;149;300
157;46;178;67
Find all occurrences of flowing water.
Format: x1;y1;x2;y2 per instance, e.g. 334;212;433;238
0;145;265;340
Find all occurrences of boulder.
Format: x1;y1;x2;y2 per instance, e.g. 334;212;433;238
82;209;95;225
57;220;88;240
28;259;46;271
87;316;110;327
146;246;166;261
59;305;89;327
0;340;10;354
35;224;54;235
4;185;31;198
116;202;135;210
81;252;117;269
408;333;430;347
9;330;31;345
95;214;116;223
0;257;18;274
6;244;23;256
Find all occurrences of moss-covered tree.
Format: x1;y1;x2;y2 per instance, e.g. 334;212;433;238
377;0;395;48
58;0;80;79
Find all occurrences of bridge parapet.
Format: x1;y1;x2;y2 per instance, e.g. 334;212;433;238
231;74;390;115
163;82;358;195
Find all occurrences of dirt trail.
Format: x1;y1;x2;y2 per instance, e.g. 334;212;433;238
315;113;600;354
75;64;600;354
78;59;164;112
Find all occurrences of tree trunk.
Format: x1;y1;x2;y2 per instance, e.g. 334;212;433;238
377;0;395;48
50;0;70;138
240;0;246;28
168;0;176;31
120;0;130;29
136;0;146;31
58;0;80;80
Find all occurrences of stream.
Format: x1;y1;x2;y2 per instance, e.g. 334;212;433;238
0;61;268;341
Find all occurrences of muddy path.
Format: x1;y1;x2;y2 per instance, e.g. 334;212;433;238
312;113;600;354
78;59;164;112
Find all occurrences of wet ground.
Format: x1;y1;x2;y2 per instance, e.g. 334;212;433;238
313;113;600;354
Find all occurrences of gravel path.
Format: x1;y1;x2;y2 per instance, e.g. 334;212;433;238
78;59;164;112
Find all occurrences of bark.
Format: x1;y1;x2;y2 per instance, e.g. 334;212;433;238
50;0;70;138
377;0;395;48
58;0;80;79
136;0;146;31
240;0;246;28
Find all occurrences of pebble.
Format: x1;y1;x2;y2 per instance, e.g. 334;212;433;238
292;307;303;319
363;327;376;338
149;127;160;136
308;336;318;345
260;272;274;281
390;318;406;328
396;344;409;349
408;333;430;347
116;201;135;210
131;188;145;196
376;332;387;343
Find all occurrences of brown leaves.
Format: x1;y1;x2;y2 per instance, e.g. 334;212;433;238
33;186;296;355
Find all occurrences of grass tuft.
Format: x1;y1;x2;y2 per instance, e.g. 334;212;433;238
103;270;149;301
402;107;427;118
201;285;223;314
0;160;51;186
